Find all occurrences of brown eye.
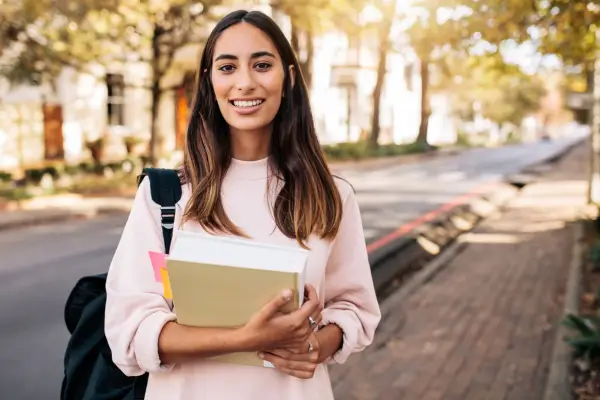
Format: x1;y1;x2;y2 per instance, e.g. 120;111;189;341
255;62;271;71
218;65;235;72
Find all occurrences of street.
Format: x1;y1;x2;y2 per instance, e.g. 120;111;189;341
334;133;585;242
0;134;586;399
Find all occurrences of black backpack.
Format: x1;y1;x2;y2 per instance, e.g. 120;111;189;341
60;168;182;400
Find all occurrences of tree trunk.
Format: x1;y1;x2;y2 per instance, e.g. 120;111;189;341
290;23;313;90
150;82;161;166
291;22;300;55
301;32;313;90
149;27;161;166
369;32;389;148
416;58;431;146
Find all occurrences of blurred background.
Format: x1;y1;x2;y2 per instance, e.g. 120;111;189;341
0;0;599;399
0;0;596;185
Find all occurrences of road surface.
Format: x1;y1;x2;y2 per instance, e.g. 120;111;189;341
333;133;586;243
0;133;586;399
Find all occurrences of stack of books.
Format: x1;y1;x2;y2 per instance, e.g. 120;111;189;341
149;230;308;367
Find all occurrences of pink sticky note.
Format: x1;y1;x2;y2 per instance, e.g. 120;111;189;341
148;251;167;282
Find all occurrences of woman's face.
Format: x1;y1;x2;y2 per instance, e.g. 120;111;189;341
211;22;292;135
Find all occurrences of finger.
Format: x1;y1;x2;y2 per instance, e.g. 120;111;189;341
278;367;315;380
304;284;318;302
266;348;317;362
259;289;294;319
298;285;320;318
265;348;295;359
303;284;316;302
308;333;321;352
309;307;322;329
260;352;316;373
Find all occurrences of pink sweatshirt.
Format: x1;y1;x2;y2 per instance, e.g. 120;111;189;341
105;157;381;399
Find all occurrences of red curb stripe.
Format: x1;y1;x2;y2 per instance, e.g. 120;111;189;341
366;181;499;254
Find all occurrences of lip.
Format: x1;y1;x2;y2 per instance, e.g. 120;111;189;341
229;98;265;116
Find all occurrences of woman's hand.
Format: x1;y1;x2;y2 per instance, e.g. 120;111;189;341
259;323;343;379
259;332;321;379
240;284;323;352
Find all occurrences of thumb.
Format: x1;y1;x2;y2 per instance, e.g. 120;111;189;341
259;289;294;319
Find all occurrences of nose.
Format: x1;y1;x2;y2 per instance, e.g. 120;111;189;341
235;66;256;92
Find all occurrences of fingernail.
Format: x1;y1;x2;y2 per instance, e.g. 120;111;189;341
258;352;264;359
282;289;292;299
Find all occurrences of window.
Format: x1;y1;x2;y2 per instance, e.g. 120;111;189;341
175;72;196;150
106;73;125;126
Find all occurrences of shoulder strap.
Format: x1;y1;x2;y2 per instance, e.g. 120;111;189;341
137;168;183;254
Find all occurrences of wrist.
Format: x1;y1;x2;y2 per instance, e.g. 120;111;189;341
315;324;343;363
231;326;257;353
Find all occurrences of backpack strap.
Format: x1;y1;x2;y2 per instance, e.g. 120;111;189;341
137;168;183;254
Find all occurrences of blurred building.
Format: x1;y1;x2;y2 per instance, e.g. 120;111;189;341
0;1;455;171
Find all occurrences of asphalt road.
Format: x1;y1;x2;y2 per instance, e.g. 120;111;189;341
333;133;587;242
0;132;587;399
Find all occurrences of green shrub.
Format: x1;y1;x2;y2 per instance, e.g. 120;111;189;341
64;164;80;176
0;171;12;182
563;313;600;360
42;166;60;179
78;162;95;174
0;186;33;201
321;141;424;161
67;171;138;195
24;168;45;184
456;130;472;147
590;241;600;271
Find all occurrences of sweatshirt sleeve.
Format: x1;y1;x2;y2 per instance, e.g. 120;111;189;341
320;182;382;364
105;178;177;376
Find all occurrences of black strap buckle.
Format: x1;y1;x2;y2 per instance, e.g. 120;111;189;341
160;206;176;229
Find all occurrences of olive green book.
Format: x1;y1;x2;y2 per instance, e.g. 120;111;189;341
166;231;308;368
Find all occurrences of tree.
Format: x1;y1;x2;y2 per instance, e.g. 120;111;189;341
269;0;366;89
0;0;118;85
364;0;474;147
0;0;223;165
365;0;395;148
534;0;599;69
396;0;537;147
440;54;547;128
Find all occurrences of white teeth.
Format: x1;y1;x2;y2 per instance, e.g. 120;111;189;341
232;100;263;107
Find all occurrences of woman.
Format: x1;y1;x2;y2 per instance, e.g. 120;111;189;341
105;9;381;400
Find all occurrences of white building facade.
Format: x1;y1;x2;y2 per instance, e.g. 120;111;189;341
0;3;456;172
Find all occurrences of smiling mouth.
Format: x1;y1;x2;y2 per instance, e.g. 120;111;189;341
229;99;265;108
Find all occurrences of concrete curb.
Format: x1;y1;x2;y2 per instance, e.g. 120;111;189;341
542;221;584;400
369;138;584;298
370;183;517;298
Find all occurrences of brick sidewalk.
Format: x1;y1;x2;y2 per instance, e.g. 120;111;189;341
330;142;589;400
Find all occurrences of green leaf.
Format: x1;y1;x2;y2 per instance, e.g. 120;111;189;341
563;313;599;336
566;335;600;348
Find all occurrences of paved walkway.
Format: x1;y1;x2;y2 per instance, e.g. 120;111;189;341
330;142;589;400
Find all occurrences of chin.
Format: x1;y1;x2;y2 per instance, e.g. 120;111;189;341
226;118;273;134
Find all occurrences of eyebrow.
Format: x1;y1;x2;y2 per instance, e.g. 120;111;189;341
214;51;276;62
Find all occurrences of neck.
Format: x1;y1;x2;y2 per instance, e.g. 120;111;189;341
229;126;272;161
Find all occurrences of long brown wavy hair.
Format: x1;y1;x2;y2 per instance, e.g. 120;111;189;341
181;10;342;247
